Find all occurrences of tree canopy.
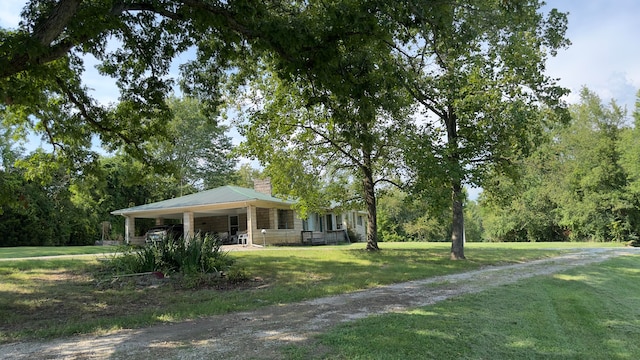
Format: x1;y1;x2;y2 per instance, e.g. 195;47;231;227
1;0;296;164
145;96;236;193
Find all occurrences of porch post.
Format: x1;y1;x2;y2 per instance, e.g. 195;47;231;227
124;216;135;244
246;205;256;245
183;211;195;240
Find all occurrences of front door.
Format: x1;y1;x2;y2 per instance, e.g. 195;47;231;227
229;215;239;236
326;214;333;231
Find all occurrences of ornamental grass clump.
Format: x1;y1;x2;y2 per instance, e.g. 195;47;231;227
106;234;234;280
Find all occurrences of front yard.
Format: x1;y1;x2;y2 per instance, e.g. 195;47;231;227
0;242;617;343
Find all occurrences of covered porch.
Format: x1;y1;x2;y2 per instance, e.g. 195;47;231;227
111;185;302;246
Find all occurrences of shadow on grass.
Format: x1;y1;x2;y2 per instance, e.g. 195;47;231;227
285;255;640;360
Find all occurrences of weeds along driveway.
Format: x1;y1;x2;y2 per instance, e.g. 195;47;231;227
2;247;637;360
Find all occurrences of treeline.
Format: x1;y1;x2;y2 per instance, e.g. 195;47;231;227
0;151;258;246
480;89;640;241
0;98;244;246
377;188;484;243
482;88;640;242
377;88;640;244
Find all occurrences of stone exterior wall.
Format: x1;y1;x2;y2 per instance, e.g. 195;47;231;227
238;213;248;231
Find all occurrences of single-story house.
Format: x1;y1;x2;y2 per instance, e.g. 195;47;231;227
111;180;367;246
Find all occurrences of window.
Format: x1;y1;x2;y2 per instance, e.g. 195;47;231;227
357;215;363;226
256;208;271;229
278;209;294;229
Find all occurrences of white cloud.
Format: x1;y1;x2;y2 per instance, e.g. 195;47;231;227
546;0;640;111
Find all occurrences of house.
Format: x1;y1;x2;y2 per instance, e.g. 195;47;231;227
111;180;367;246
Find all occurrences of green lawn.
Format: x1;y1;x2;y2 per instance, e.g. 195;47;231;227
0;242;628;345
286;254;640;360
0;246;117;259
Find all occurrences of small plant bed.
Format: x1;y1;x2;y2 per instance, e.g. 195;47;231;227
105;235;229;275
100;234;252;289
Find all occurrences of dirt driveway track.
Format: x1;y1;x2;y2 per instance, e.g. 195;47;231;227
2;247;637;359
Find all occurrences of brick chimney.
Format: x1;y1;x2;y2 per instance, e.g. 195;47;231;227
253;178;272;196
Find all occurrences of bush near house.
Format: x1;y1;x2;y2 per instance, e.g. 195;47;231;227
104;234;238;287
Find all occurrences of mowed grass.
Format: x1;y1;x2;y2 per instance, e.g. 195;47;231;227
0;246;117;259
0;242;619;344
287;253;640;360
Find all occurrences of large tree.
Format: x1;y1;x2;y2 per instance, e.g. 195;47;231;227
0;0;303;166
393;0;570;259
238;69;410;250
235;3;412;250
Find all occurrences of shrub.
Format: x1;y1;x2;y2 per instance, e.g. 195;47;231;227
104;234;235;278
104;245;157;275
347;228;362;243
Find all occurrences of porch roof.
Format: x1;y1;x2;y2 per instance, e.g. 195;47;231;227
111;185;294;219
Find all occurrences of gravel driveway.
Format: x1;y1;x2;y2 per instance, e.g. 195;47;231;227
1;247;637;359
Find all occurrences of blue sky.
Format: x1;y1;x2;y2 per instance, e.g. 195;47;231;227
2;0;640;190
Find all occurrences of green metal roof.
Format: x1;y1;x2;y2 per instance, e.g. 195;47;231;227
111;185;293;215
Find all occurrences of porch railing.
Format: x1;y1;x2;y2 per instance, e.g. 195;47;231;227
301;230;350;245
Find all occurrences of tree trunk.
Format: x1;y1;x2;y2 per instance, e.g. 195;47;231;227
450;180;466;260
362;161;379;251
445;106;465;260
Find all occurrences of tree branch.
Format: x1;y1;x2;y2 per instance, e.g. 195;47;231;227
53;76;144;155
374;178;405;190
32;0;82;45
291;120;365;169
40;119;63;153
